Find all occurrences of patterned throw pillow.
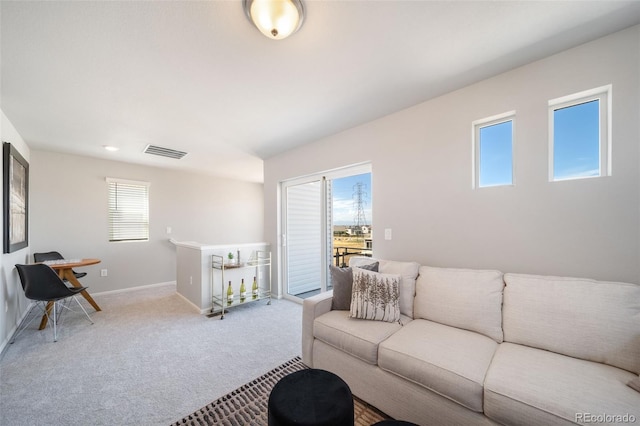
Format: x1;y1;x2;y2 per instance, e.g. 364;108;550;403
350;268;401;323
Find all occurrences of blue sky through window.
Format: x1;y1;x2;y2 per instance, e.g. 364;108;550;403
553;99;600;180
479;120;513;187
331;173;372;226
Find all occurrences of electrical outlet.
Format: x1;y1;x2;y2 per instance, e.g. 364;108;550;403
189;276;193;285
4;301;8;313
384;228;392;240
100;269;108;277
166;226;172;234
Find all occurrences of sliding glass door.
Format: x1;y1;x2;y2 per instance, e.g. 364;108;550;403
282;164;372;300
283;178;325;298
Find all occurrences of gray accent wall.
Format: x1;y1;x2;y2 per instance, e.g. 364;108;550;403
1;145;263;349
29;150;264;294
264;26;640;297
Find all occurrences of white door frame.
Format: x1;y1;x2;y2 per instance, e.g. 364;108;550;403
280;162;372;303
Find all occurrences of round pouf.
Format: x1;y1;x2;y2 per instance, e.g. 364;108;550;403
268;369;353;426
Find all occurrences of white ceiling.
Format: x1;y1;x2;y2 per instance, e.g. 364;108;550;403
2;1;639;183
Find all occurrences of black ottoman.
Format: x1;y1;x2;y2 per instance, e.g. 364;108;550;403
268;369;353;426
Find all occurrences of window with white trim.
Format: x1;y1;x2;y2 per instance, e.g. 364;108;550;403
473;112;515;188
106;178;150;242
549;85;611;181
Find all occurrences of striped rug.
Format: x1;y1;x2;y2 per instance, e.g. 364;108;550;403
172;356;390;426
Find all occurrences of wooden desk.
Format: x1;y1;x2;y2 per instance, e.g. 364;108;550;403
38;258;102;330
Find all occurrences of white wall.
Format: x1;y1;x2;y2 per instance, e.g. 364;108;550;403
0;111;32;350
264;25;640;296
30;150;264;296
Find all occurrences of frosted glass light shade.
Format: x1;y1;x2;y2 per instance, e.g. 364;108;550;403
244;0;305;40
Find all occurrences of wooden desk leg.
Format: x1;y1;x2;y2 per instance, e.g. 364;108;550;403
62;269;102;312
38;301;54;330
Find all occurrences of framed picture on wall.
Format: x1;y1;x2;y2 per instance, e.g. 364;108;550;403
3;142;29;253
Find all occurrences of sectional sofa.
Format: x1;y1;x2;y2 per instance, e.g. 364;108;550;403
301;257;640;425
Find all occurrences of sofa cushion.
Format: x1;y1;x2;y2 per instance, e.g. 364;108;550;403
378;319;498;412
503;273;640;374
350;257;420;318
330;262;379;311
484;343;640;426
350;268;401;323
313;310;410;365
629;376;640;393
414;266;505;343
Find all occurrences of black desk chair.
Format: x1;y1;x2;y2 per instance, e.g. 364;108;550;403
34;251;87;280
12;264;94;343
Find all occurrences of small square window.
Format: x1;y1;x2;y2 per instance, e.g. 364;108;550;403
473;112;514;188
549;85;611;181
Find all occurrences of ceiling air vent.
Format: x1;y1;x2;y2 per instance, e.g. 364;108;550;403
143;144;187;159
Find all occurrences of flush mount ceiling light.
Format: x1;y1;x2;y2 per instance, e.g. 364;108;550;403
243;0;305;40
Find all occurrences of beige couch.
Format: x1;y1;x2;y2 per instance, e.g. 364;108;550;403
301;258;640;425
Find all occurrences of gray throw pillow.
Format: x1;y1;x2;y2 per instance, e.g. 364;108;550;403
330;262;379;310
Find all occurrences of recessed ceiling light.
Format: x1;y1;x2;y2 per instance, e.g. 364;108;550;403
103;145;119;152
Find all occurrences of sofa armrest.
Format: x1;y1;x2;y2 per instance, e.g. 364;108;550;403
302;290;334;367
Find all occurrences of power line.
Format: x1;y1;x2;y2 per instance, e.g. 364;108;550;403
352;182;368;235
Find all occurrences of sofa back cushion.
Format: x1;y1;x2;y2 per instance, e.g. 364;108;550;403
414;266;505;343
503;273;640;374
350;257;420;318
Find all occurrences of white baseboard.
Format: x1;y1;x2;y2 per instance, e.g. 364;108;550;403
173;291;208;314
91;281;176;297
0;302;35;357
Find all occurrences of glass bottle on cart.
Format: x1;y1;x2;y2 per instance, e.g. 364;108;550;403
252;276;258;299
226;281;234;305
240;279;246;301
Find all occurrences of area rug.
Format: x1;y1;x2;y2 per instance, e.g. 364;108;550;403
172;356;390;426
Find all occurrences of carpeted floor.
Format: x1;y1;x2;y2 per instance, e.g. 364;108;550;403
0;284;302;425
172;356;390;426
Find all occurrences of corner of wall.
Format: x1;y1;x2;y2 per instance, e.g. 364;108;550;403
0;110;31;351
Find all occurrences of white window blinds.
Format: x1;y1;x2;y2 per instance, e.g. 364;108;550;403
285;179;323;296
106;178;150;242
